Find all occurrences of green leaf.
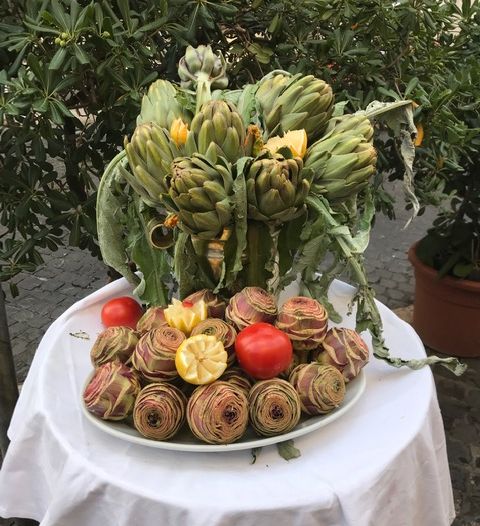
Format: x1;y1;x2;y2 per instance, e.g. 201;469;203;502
50;0;70;30
276;440;301;461
126;201;170;306
49;47;67;70
96;150;140;287
72;44;90;65
250;447;262;464
225;160;249;288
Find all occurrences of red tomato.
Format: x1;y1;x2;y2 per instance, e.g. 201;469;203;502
101;297;143;330
235;322;293;380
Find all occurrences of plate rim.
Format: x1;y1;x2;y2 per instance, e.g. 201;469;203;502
81;369;366;453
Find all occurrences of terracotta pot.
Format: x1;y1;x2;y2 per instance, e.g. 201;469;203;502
408;244;480;357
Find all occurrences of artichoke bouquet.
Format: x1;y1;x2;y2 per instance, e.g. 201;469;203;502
96;45;465;375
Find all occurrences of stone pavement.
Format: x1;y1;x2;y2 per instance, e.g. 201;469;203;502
2;182;479;525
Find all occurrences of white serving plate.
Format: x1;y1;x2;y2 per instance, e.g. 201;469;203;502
81;369;366;453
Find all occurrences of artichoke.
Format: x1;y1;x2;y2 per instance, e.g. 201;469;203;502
131;327;185;382
304;119;377;202
169;154;234;240
133;383;187;441
178;45;228;90
246;152;309;223
187;381;249;444
248;379;301;437
325;113;374;141
136;307;168;336
225;286;278;330
256;73;334;140
83;361;140;420
280;352;302;380
137;79;191;129
185;100;245;163
191;318;237;367
219;367;253;397
124;122;180;207
90;326;138;367
276;296;328;351
289;363;346;415
183;289;227;319
318;328;370;381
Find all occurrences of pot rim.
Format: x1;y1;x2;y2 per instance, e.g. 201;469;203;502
408;242;480;293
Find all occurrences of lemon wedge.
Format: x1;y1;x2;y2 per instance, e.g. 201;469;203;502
175;334;227;385
164;298;208;335
264;129;308;158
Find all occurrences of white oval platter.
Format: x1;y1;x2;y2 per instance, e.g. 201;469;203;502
81;369;366;453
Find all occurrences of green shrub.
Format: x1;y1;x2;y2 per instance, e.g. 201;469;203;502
1;0;478;294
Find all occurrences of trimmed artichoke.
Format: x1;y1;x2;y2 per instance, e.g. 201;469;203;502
124;122;180;207
136;307;168;336
304;120;377;202
225;286;278;330
290;363;345;415
276;296;328;351
133;383;187;440
280;352;302;380
183;289;227;319
248;378;301;437
83;361;140;420
137;79;191;129
256;73;334;140
318;328;369;381
131;327;185;382
246;152;309;223
178;45;228;90
191;318;237;367
219;366;253;397
187;381;249;444
185;100;245;163
169;154;234;239
90;326;138;367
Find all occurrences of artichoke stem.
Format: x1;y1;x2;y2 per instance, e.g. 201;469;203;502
245;221;267;287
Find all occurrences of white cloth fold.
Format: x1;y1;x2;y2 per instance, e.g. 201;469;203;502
0;279;455;526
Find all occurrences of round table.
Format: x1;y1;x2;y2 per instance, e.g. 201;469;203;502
0;279;455;526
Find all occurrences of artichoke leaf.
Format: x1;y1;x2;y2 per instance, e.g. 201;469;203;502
225;160;249;288
96;150;140;287
363;100;418;222
125;198;171;307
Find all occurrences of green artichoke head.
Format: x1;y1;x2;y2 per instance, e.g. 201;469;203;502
304;123;377;203
246;151;310;223
256;73;334;141
325;113;374;142
169;153;234;239
137;79;191;129
178;45;228;90
124;122;180;207
185;100;246;163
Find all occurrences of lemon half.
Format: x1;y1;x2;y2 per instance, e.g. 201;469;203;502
175;334;227;385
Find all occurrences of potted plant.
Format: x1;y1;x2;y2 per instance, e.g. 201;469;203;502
406;14;480;357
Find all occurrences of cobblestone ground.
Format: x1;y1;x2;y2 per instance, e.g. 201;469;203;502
2;183;479;525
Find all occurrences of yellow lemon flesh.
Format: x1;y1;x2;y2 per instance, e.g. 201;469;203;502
164;298;208;335
264;129;308;158
175;334;227;385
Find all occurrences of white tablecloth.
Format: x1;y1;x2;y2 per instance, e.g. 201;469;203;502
0;279;455;526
